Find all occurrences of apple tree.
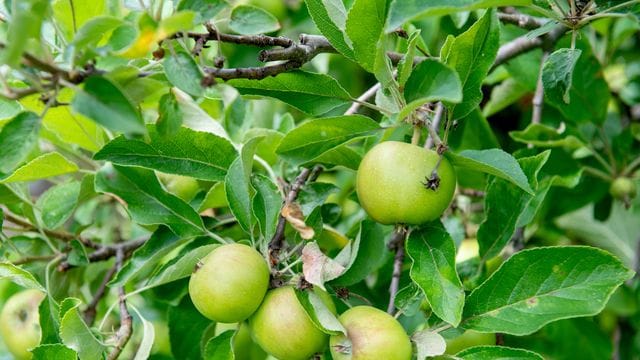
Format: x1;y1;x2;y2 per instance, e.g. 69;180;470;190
0;0;639;359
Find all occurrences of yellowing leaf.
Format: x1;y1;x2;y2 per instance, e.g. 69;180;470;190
282;202;314;239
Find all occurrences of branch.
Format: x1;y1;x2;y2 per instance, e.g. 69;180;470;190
425;102;444;149
493;25;568;69
106;249;133;360
531;51;550;125
345;82;381;115
84;263;118;326
58;237;146;272
387;227;408;314
498;10;546;30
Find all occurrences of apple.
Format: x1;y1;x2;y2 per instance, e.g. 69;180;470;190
189;243;270;323
444;330;496;354
330;306;412;360
610;177;637;201
249;286;335;360
356;141;456;225
157;173;200;202
0;289;45;360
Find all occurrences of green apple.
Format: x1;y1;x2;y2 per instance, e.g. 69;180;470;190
158;173;200;202
356;141;456;225
330;306;412;360
0;289;45;360
249;286;335;360
189;243;270;323
445;330;496;354
610;177;637;201
235;322;267;360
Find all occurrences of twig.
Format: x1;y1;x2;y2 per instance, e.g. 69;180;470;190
387;227;408;314
531;51;549;126
345;82;381;115
12;255;56;265
84;263;119;326
58;237;147;271
2;211;99;249
498;11;545;30
204;60;303;81
493;25;568;69
106;249;133;360
425;103;444;149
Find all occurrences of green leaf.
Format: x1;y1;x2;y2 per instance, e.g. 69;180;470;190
400;59;463;120
225;158;253;233
0;111;40;175
462;246;634;335
148;244;218;288
311;145;363;170
509;123;584;149
164;52;204;97
72;76;145;135
38;296;60;345
304;0;355;59
228;71;352;116
476;151;549;260
387;0;530;30
251;174;282;243
412;330;446;359
397;31;422;87
229;5;280;35
157;92;183;136
330;220;386;286
172;88;229;138
0;262;45;290
276;115;380;166
59;298;106;360
406;221;465;326
31;344;78;360
36;181;80;229
542;48;581;105
110;227;189;286
158;11;197;36
130;305;155;360
66;240;89;267
2;0;49;66
482;78;529;117
177;0;227;23
52;0;105;39
448;149;533;194
72;16;124;50
294;288;346;335
456;346;543;359
204;330;234;360
94;125;238;181
169;294;214;360
1;153;78;183
95;164;205;236
441;9;500;119
345;0;388;72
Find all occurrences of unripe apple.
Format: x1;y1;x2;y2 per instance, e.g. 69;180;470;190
609;177;637;201
158;173;200;202
249;286;335;360
444;330;495;354
330;306;412;360
234;322;267;360
0;289;45;360
189;244;270;323
356;141;456;225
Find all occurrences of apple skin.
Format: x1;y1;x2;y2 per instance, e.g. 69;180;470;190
610;177;637;200
330;306;412;360
158;173;200;202
0;289;45;360
248;286;335;360
234;322;267;360
444;330;496;354
356;141;456;225
189;244;270;323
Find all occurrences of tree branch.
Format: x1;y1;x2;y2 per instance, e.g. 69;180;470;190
84;263;118;326
106;249;133;360
493;25;568;69
57;237;146;272
531;51;550;125
498;10;546;30
387;227;407;314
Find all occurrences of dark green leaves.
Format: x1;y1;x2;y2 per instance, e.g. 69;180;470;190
276;115;380;166
164;52;204;97
462;246;634;335
229;5;280;35
72;76;145;135
204;330;235;359
94;125;237;181
169;296;213;360
330;220;386;286
407;221;465;326
0;112;40;175
542;48;581;105
305;0;355;59
441;9;500;119
252;175;282;242
345;0;388;73
95;165;205;236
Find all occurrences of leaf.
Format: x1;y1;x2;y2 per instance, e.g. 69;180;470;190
72;76;145;135
147;244;218;288
94;125;238;181
168;295;213;360
172;88;229;138
31;344;78;360
397;31;422;87
345;0;388;72
282;202;314;239
462;246;634;335
251;174;282;242
387;0;531;30
52;0;105;39
276;115;380;166
476;151;549;260
305;0;355;59
228;71;352;116
294;288;346;335
59;299;106;360
0;111;40;174
482;78;529;117
38;296;60;345
1;152;78;183
509;123;584;149
225;157;253;233
0;262;45;290
412;330;446;359
542;48;581;104
2;0;49;66
406;221;465;326
400;59;463;120
177;0;227;23
456;346;544;359
441;9;500;119
66;240;89;267
204;330;234;360
95;164;205;236
131;305;155;360
72;16;124;50
164;52;204;97
302;242;346;289
110;227;189;286
330;220;386;286
312;145;363;170
157;91;183;136
36;181;81;230
448;149;533;194
229;5;280;35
